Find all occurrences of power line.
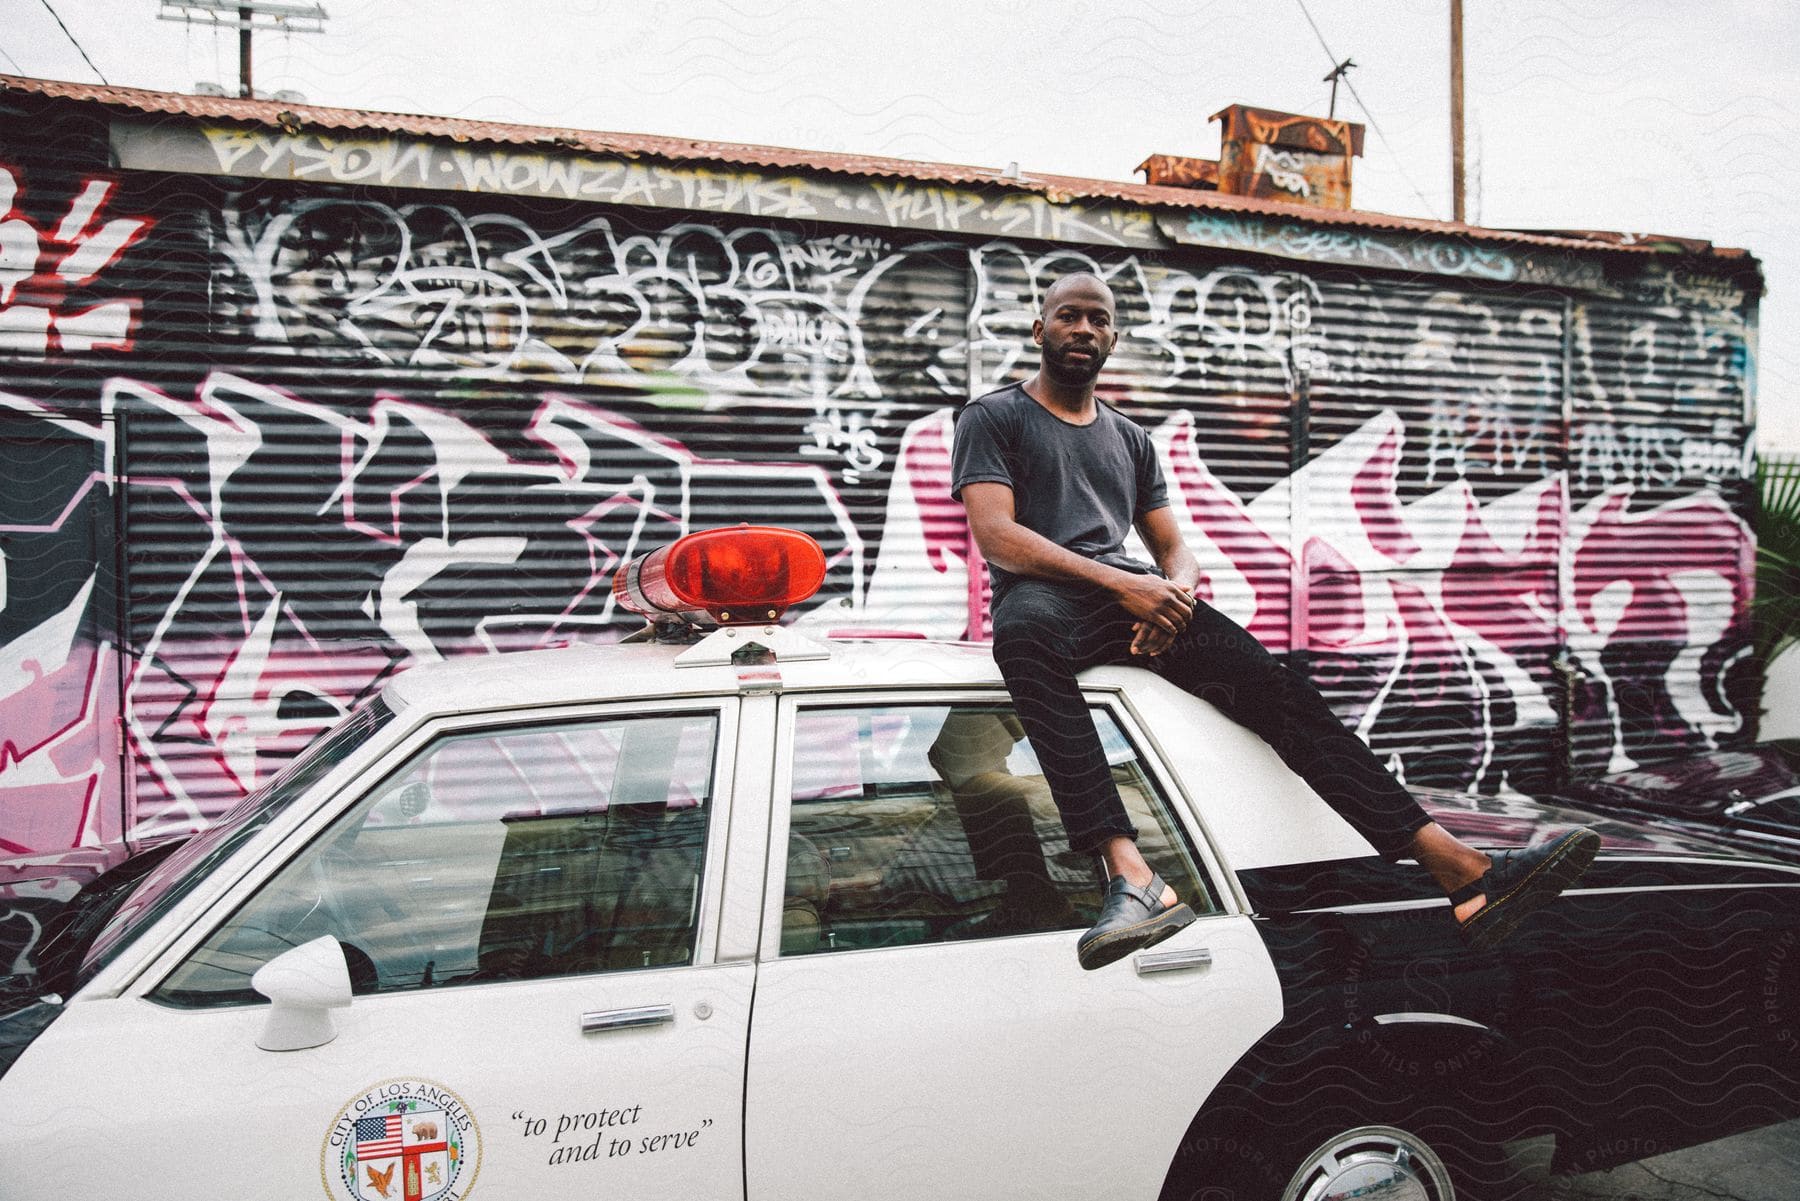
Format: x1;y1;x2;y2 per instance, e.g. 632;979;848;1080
1292;0;1440;219
36;0;109;85
0;41;23;74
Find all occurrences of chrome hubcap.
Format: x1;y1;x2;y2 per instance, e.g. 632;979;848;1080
1280;1124;1455;1201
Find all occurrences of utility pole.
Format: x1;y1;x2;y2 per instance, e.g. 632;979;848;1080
158;1;328;100
1450;0;1466;223
239;4;252;98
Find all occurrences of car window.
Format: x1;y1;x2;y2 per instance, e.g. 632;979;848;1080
81;697;395;986
152;711;719;1007
779;702;1217;956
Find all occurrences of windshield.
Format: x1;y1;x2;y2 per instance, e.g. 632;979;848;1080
75;698;394;989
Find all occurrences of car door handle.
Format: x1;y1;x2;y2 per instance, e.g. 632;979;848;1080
1135;947;1212;976
581;1005;675;1033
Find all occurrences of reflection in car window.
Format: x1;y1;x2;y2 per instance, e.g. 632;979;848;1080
152;712;718;1007
1747;795;1800;830
780;703;1216;956
81;698;395;986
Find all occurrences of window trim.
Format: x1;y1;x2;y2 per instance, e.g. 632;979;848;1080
1099;684;1256;918
86;699;418;1000
124;696;741;1004
759;688;1240;963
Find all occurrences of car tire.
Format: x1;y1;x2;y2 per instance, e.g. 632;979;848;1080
1274;1122;1461;1201
1168;1090;1519;1201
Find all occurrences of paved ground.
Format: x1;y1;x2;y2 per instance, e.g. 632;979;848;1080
1511;1119;1800;1200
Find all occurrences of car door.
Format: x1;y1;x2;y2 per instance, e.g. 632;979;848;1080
742;691;1283;1201
3;699;753;1201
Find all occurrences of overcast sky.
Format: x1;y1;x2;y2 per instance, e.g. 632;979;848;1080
5;0;1797;451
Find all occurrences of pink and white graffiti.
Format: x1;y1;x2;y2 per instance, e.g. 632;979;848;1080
0;165;151;356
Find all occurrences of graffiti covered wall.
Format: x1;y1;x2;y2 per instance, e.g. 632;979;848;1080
0;151;1758;854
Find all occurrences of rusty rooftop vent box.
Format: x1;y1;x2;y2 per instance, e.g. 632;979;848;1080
1136;153;1219;192
1139;104;1366;210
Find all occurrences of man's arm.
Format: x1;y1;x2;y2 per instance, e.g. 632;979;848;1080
961;481;1194;636
1137;506;1201;592
1129;506;1201;655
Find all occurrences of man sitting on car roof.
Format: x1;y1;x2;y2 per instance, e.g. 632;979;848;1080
951;270;1599;970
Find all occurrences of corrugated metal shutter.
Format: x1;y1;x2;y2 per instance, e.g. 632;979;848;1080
0;141;152;846
1303;275;1570;792
1563;292;1755;775
114;186;976;824
0;406;122;852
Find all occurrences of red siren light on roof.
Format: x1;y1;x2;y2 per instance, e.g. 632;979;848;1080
613;525;828;625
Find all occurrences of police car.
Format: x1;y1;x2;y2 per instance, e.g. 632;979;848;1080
3;527;1798;1201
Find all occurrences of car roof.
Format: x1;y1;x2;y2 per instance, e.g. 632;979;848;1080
381;636;1008;715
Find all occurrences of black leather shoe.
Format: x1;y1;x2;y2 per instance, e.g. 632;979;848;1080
1451;827;1600;950
1076;872;1196;970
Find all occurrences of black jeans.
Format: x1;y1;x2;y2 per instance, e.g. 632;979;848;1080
989;578;1432;858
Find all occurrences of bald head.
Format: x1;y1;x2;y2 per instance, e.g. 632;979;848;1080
1040;271;1115;318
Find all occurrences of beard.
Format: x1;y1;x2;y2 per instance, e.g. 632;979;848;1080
1041;341;1108;386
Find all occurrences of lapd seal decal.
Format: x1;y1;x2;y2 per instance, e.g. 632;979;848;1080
323;1079;481;1201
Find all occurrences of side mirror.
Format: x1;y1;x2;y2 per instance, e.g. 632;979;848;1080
251;934;352;1051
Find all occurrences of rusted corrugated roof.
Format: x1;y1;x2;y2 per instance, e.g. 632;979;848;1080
1525;227;1749;259
0;74;1741;260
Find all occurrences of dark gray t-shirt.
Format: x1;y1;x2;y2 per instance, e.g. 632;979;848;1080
950;383;1169;603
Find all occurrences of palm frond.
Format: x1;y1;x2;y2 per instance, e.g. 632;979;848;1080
1754;453;1800;663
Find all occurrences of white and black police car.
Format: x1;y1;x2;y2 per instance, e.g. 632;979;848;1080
3;527;1799;1201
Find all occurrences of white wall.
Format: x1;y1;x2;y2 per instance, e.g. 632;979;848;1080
1764;646;1800;740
